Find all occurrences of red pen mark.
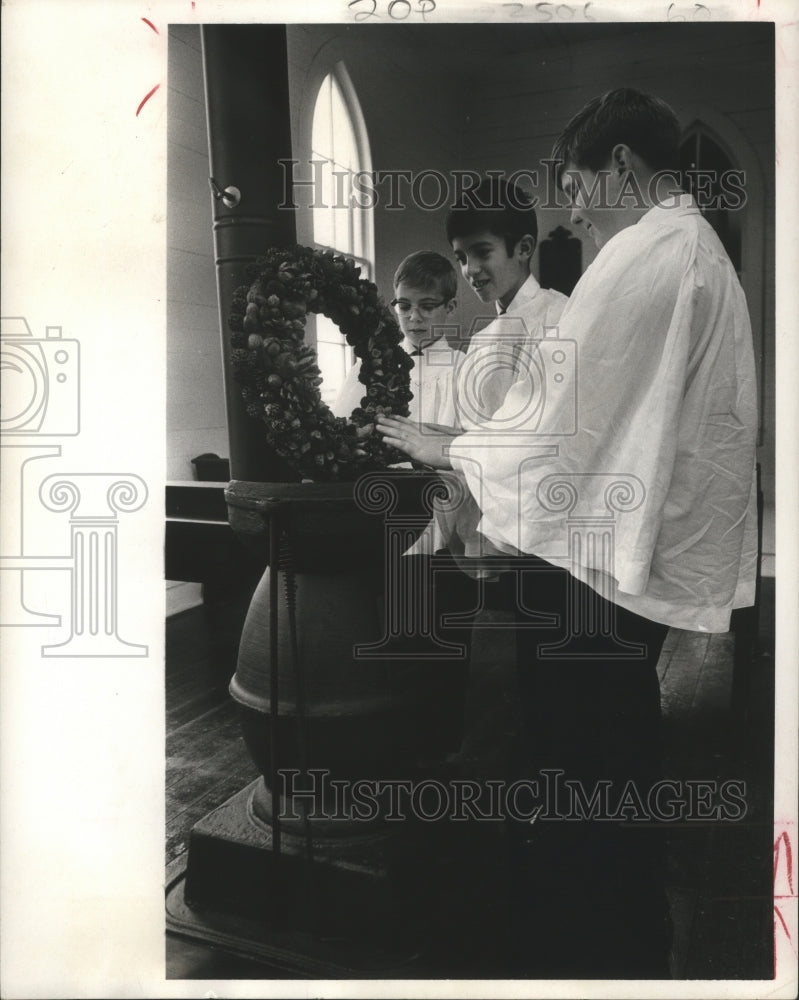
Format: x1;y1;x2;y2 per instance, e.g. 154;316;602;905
137;17;162;118
775;830;794;894
136;83;161;117
774;828;797;974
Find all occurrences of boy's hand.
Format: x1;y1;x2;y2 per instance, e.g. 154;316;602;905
376;415;456;469
420;421;462;435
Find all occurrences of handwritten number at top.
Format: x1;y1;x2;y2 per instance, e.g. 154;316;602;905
502;2;595;20
348;0;436;21
349;0;378;21
347;0;710;24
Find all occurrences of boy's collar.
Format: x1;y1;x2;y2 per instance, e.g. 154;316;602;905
638;192;701;229
496;273;541;316
402;334;444;356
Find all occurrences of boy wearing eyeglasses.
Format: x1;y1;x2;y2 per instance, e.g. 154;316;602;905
334;250;474;763
333;249;461;427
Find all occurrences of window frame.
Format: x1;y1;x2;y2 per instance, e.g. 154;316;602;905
294;57;375;406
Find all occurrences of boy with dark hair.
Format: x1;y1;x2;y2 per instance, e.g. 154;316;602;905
552;87;685;250
446;174;541;264
411;178;568;573
552;86;681;181
379;88;758;977
446;177;567;426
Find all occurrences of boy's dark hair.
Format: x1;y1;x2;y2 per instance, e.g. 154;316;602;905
445;177;538;256
393;250;458;300
552;88;681;185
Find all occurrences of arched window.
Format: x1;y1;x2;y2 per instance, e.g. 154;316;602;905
679;126;742;274
309;63;374;405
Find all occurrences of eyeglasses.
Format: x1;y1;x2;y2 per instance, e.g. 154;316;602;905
390;298;448;316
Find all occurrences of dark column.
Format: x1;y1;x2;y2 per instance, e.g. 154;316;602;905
202;24;300;482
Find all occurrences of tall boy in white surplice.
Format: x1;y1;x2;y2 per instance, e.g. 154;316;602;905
378;96;759;975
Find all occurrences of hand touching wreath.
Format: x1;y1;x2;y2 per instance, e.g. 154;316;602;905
376;416;457;470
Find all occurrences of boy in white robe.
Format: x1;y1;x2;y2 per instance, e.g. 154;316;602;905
335;252;475;757
435;177;568;568
447;177;568;430
334;251;463;559
378;89;758;977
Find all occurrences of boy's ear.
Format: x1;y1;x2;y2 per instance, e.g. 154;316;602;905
445;297;457;314
610;143;634;174
516;234;537;261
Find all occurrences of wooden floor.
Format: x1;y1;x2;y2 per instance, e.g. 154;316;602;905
166;594;259;867
166;577;776;981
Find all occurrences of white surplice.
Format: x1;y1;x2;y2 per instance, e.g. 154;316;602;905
448;196;758;632
432;275;569;567
455;274;568;429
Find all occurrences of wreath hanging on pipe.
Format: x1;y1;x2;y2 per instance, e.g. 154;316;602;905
229;246;414;482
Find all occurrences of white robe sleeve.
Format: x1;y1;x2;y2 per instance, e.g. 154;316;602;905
449;222;707;597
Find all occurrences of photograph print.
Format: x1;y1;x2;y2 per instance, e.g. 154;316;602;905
164;14;780;987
